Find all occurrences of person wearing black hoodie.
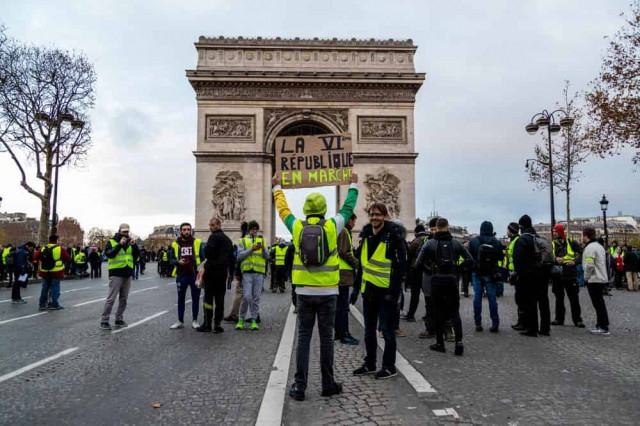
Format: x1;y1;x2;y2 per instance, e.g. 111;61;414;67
351;203;407;380
468;221;504;332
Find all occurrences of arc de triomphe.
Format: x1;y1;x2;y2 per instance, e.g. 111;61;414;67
186;36;425;242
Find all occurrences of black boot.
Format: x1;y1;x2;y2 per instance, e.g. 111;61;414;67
197;308;213;332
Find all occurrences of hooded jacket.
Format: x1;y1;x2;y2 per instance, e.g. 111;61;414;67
468;221;504;271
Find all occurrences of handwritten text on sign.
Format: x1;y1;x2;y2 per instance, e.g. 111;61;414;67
275;133;353;189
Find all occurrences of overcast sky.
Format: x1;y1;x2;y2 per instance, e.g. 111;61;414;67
0;0;637;240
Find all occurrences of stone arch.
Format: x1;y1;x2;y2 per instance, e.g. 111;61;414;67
264;111;343;154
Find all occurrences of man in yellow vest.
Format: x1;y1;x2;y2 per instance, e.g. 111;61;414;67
350;203;408;379
273;171;358;402
551;224;585;328
35;235;71;310
235;220;269;331
100;224;134;330
335;213;359;345
168;222;204;330
506;222;526;331
272;239;290;293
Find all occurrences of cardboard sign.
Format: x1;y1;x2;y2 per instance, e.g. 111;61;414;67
275;133;353;189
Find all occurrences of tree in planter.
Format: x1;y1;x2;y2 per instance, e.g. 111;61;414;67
586;0;640;165
0;27;96;244
527;82;591;236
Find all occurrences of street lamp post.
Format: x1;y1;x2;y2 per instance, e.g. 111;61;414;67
600;194;609;248
525;109;574;238
35;111;84;236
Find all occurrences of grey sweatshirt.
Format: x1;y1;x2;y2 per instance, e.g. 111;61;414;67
583;240;608;284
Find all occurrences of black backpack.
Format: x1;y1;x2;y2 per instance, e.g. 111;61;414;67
476;243;501;275
299;220;330;266
40;245;57;270
434;240;456;274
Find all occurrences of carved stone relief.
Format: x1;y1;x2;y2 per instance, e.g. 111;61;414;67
206;115;255;142
359;117;406;143
363;168;401;219
212;171;246;222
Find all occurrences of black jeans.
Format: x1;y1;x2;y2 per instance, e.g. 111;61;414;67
273;266;287;290
11;271;23;300
460;269;471;295
521;273;551;334
294;294;338;391
334;286;351;340
204;265;227;326
432;275;463;345
363;287;397;371
405;269;422;318
552;278;582;324
587;282;609;331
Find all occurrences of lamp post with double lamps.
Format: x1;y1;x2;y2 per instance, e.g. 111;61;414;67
600;194;609;249
525;109;574;237
34;111;85;236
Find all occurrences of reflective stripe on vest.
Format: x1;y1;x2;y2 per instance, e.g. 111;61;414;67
552;239;575;264
39;244;65;273
107;239;134;270
75;253;86;264
171;238;202;277
274;245;288;266
360;238;391;292
239;236;266;274
508;236;520;272
338;229;355;272
292;218;339;286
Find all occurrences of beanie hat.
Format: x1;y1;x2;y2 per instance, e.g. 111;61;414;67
303;193;327;216
428;217;439;228
508;222;519;235
248;220;260;230
518;214;532;229
553;224;566;240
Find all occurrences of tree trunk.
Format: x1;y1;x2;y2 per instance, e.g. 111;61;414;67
37;153;54;244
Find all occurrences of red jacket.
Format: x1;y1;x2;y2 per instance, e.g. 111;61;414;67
34;245;71;279
615;256;624;271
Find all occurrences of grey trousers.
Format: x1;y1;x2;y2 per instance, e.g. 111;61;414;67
101;275;131;321
239;272;264;320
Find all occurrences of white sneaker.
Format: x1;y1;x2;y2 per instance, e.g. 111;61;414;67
589;327;611;335
191;320;199;329
170;322;184;329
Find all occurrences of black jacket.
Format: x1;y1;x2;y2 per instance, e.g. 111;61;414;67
104;233;132;277
552;237;582;279
204;230;234;269
468;221;504;270
354;221;408;300
419;231;473;275
513;227;539;277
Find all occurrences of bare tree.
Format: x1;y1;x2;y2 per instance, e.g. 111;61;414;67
57;217;84;246
527;82;591;235
586;1;640;164
0;27;96;243
87;227;115;249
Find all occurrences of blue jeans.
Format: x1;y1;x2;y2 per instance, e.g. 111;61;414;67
472;272;499;327
134;263;140;279
39;278;61;308
176;276;200;322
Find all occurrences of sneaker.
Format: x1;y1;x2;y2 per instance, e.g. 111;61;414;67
196;324;212;332
288;384;305;401
191;320;199;329
589;327;611;336
235;318;245;330
511;323;526;331
429;343;446;353
256;314;261;324
250;319;259;331
419;331;434;339
39;306;48;311
321;382;343;397
100;322;112;330
520;331;538;337
475;325;483;332
353;364;376;376
375;368;397;380
114;319;127;328
170;322;184;329
213;326;224;334
223;315;238;323
49;305;65;311
454;342;464;356
489;326;499;333
11;299;27;304
341;335;359;345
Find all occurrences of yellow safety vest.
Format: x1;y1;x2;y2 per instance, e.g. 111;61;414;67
162;251;168;261
170;238;202;277
552;239;575;264
338;229;355;271
239;236;266;274
360;238;391;293
107;239;134;270
274;245;288;266
39;244;65;273
507;236;520;271
1;247;9;265
291;218;339;286
75;252;86;264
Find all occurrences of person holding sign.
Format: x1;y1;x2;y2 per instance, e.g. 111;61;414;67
273;171;359;402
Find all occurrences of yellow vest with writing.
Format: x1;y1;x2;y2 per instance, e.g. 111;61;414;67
171;238;202;277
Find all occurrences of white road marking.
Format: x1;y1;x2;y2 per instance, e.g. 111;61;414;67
350;306;437;394
0;296;34;303
433;408;460;419
61;286;91;294
111;310;168;334
73;298;106;307
255;304;296;426
0;311;47;326
0;347;79;384
131;286;158;294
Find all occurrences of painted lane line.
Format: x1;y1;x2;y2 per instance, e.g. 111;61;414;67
433;408;460;419
61;286;91;294
0;296;34;303
73;297;106;307
0;311;48;326
350;306;437;394
111;310;168;334
0;347;79;384
131;286;158;294
255;304;296;426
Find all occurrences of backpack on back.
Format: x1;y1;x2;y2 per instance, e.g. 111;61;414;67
299;220;330;266
40;246;57;270
476;243;501;275
434;240;456;274
527;234;555;269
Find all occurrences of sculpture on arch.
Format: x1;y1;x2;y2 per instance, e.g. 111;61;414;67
363;167;401;218
212;170;246;221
